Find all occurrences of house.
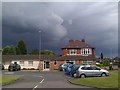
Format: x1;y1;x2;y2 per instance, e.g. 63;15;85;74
3;39;96;71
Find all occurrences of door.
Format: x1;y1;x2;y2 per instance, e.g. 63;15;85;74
44;61;50;70
92;66;102;76
84;67;94;76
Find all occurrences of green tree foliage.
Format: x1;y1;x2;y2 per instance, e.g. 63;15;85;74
100;52;103;59
102;58;110;66
2;45;10;55
15;46;21;55
41;50;55;55
2;45;16;55
30;49;55;55
17;40;27;55
30;49;39;55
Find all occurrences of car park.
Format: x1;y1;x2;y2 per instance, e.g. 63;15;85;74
59;63;71;71
70;64;81;77
75;65;109;78
65;64;73;75
8;62;21;71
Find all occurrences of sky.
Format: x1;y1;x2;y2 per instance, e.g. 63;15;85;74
2;2;118;58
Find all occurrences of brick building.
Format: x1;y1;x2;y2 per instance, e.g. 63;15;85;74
3;39;96;71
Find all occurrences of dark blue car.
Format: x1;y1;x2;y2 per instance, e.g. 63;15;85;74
65;64;74;75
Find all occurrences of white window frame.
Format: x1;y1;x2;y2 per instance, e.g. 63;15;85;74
81;48;92;55
28;61;33;66
19;61;24;66
69;49;77;55
82;61;93;65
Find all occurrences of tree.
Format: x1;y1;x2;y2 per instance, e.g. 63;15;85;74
41;50;55;55
2;45;10;55
17;40;27;55
100;52;103;59
30;49;39;55
102;58;110;66
30;49;55;55
15;46;21;55
2;45;16;55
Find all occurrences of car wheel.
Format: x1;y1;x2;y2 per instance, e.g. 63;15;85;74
101;73;106;77
73;73;77;78
80;74;86;78
10;68;13;71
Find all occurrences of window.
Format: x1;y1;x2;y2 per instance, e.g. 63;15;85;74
28;61;33;66
19;61;24;66
54;60;57;65
92;66;101;70
66;60;75;64
70;49;77;55
82;61;93;65
81;48;91;55
81;67;86;70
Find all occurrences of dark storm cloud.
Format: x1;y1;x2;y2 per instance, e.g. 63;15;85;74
2;2;118;57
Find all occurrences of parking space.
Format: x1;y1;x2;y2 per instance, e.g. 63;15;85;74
2;70;90;89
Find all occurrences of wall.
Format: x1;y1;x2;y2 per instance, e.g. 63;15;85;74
4;61;11;69
20;61;39;69
4;60;39;69
54;60;65;70
40;60;43;70
62;49;69;55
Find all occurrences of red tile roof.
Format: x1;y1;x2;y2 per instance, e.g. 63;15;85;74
62;39;95;49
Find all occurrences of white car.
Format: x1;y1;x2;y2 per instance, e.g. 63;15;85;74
75;65;109;78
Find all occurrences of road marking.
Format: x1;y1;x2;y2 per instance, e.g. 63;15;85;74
4;72;14;75
33;75;43;78
32;85;38;90
40;78;44;83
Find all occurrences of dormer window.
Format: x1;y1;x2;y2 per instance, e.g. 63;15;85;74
70;49;77;55
81;48;91;55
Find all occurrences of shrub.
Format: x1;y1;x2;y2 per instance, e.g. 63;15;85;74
96;64;103;67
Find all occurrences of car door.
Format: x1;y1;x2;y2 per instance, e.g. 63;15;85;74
83;67;93;76
93;66;102;76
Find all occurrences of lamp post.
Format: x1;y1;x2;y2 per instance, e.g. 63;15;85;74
38;31;41;72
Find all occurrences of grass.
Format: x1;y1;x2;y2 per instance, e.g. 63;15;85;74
69;70;119;88
0;75;21;85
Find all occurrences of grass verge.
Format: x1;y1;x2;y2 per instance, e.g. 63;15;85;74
69;70;119;88
0;75;21;86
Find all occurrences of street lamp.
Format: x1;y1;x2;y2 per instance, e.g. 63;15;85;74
38;31;41;72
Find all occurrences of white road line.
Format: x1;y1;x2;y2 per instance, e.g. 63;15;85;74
40;78;44;83
33;75;43;78
32;85;38;90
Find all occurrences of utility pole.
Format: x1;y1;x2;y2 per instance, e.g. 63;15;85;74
38;31;41;72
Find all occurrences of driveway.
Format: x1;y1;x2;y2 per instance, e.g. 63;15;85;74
2;70;101;89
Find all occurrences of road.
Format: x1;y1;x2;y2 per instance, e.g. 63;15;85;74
2;70;103;90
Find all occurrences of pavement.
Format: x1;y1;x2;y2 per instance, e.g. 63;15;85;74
2;70;103;90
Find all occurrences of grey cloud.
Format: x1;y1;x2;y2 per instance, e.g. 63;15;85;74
2;2;118;57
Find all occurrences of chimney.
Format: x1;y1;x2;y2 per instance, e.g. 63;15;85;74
81;39;85;42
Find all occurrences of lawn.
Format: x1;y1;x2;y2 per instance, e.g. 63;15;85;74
0;75;21;85
69;70;119;88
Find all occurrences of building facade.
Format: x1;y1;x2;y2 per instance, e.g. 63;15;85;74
3;39;96;71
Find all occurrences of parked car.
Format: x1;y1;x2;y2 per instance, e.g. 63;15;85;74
8;62;21;71
70;64;81;77
0;64;4;70
65;64;73;75
75;65;109;78
59;63;71;71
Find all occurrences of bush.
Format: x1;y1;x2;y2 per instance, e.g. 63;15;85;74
96;64;103;67
102;59;110;66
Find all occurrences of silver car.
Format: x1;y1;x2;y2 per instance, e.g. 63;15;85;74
75;65;109;78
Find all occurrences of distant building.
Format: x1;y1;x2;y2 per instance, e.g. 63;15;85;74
3;39;97;70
